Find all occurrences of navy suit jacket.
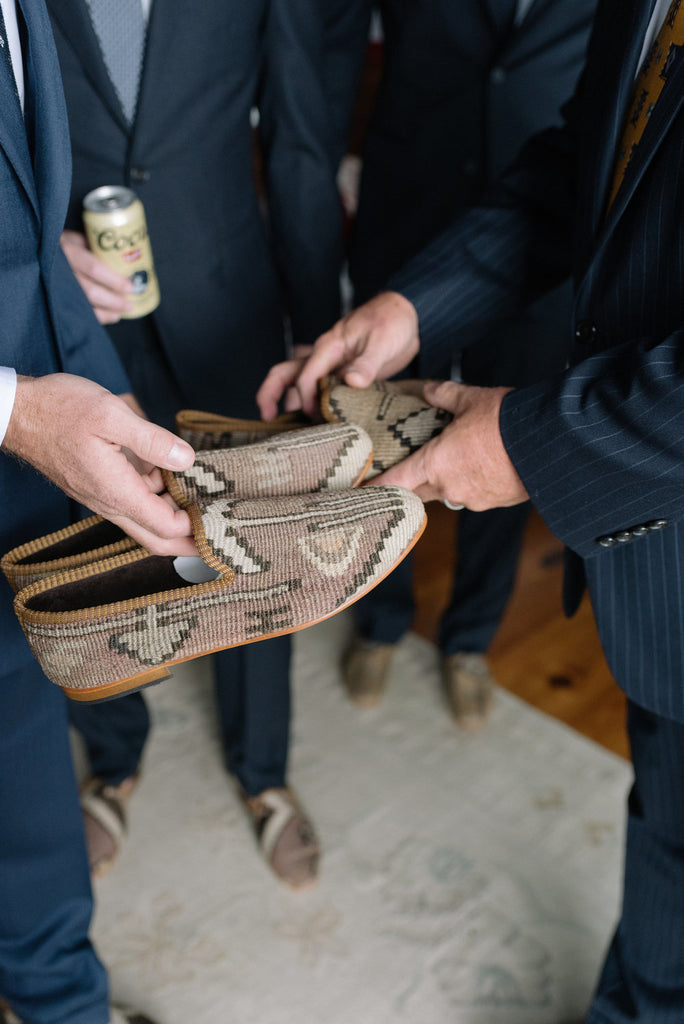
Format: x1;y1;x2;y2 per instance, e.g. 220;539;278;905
0;0;128;673
394;0;684;721
351;0;597;386
47;0;343;418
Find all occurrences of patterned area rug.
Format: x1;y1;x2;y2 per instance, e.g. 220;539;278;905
85;613;631;1024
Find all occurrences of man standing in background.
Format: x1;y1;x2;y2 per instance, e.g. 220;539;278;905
48;0;346;889
342;0;598;726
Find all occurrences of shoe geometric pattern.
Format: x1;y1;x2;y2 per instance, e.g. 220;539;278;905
319;377;452;478
1;424;371;596
163;423;373;505
14;485;426;702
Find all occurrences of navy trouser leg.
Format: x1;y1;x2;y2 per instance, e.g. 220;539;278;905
213;636;292;797
0;660;109;1024
68;692;150;785
353;552;415;645
587;701;684;1023
439;504;530;655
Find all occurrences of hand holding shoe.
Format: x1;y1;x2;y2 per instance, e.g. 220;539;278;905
372;380;529;510
3;374;197;555
257;291;420;420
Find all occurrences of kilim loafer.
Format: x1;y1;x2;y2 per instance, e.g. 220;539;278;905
14;486;426;702
175;408;311;451
2;423;373;594
319;376;453;478
163;423;373;505
1;514;136;594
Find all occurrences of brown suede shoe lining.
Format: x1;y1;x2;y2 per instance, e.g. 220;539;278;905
19;520;128;565
24;556;188;612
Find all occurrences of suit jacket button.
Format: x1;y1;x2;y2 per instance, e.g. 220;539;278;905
646;519;668;531
632;524;649;536
598;535;617;547
130;166;151;183
615;530;633;543
575;319;597;343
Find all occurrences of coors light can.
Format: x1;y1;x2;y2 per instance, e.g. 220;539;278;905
82;185;160;318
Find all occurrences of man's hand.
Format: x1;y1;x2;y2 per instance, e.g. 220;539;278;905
257;291;420;419
373;380;529;510
61;230;133;324
3;374;198;555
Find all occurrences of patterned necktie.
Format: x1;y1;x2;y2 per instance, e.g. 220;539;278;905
86;0;146;125
608;0;684;208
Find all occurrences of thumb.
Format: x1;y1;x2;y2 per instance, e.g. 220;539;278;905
343;355;384;390
117;412;195;471
423;379;465;414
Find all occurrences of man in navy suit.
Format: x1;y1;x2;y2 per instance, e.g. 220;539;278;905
260;0;684;1018
0;0;196;1019
46;0;343;889
342;0;598;726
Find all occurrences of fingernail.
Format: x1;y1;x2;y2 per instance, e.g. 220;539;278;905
168;442;193;468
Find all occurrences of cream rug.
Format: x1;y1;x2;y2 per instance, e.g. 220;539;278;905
85;613;632;1024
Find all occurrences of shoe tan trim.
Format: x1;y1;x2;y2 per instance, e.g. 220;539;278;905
1;514;137;592
175;408;309;437
64;665;171;702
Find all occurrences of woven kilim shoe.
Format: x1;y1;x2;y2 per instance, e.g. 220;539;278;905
163;423;373;505
2;424;372;596
175;408;311;451
14;486;426;702
319;377;453;478
1;514;136;594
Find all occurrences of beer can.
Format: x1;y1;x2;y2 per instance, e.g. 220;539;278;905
82;185;160;318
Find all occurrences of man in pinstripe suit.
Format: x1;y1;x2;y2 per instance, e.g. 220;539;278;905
259;0;684;1018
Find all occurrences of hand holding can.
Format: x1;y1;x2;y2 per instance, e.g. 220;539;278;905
82;185;160;319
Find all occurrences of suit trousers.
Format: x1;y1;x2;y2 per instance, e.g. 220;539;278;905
68;636;292;797
354;504;530;653
588;701;684;1023
0;660;108;1024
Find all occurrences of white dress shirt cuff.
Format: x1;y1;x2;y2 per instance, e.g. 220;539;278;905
0;366;18;445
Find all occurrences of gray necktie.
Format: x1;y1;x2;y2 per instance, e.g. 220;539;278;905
86;0;145;124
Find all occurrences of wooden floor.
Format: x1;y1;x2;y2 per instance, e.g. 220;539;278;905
412;502;630;759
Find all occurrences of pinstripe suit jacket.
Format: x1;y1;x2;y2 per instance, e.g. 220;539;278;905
393;0;684;721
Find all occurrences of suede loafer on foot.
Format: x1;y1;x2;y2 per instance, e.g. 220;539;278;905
320;377;452;478
15;486;426;702
243;785;319;890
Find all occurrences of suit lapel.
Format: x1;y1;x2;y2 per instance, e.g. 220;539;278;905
587;0;657;237
46;0;129;134
133;0;178;138
604;27;684;233
18;0;73;255
0;9;38;219
571;0;657;288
